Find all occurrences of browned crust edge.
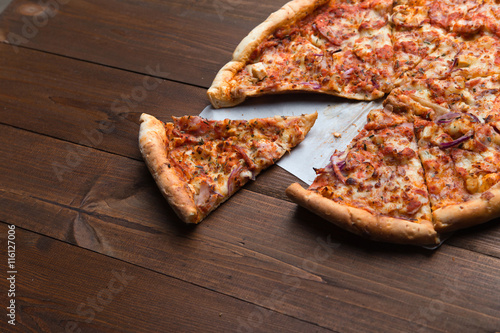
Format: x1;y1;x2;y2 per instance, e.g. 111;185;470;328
286;183;440;245
433;187;500;232
207;0;329;108
138;113;201;224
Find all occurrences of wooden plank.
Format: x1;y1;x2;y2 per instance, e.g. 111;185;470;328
0;223;330;332
0;0;290;87
1;124;499;332
0;43;207;161
445;220;500;259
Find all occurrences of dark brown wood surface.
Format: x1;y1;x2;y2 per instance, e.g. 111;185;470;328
0;0;499;332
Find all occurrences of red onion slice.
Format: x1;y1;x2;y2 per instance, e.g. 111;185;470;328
435;112;461;124
448;56;459;74
330;152;346;170
436;112;480;125
439;130;473;149
330;154;347;184
492;124;500;135
466;113;480;123
342;68;355;80
301;82;323;90
227;165;242;194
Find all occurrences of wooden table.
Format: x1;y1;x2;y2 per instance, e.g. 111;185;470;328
0;0;499;332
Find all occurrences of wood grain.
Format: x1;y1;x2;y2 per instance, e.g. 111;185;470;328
0;223;331;333
446;220;500;258
0;43;207;160
1;123;499;332
0;0;290;87
1;0;500;331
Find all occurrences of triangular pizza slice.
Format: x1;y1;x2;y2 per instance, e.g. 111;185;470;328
415;115;500;232
207;0;396;108
139;112;317;224
286;120;439;245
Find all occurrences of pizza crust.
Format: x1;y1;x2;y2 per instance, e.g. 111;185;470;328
207;0;329;108
139;113;201;224
433;187;500;232
286;183;440;245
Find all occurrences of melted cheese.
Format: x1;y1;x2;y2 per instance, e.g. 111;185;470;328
392;24;441;81
452;35;500;79
311;123;432;221
402;32;462;81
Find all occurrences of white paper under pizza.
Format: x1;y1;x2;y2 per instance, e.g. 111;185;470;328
200;94;383;185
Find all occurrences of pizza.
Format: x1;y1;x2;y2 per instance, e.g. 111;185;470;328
138;112;317;224
201;0;500;244
286;121;439;245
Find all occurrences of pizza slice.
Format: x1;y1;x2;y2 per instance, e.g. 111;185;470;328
207;0;396;108
286;121;439;245
414;115;500;232
328;0;396;99
139;112;317;224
